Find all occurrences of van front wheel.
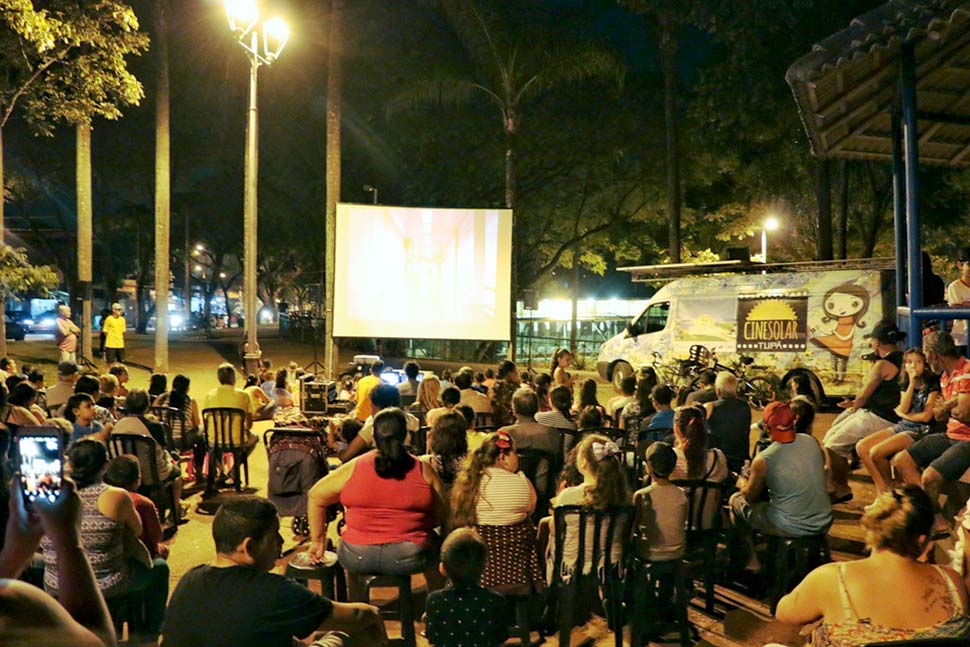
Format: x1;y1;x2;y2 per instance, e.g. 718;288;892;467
611;361;633;393
742;375;777;410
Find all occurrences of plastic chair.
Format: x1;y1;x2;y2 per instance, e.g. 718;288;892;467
517;448;558;522
107;433;180;526
285;559;348;601
628;558;692;647
475;411;495;427
348;573;416;647
765;533;830;613
551;505;635;647
476;521;544;647
202;407;249;493
672;479;726;613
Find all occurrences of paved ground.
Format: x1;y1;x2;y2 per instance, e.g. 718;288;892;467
6;329;901;646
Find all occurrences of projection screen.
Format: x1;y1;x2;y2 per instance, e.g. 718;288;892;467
333;204;513;340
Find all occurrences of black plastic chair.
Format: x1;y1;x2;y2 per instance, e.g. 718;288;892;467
551;505;634;647
202;407;249;493
672;479;726;613
765;533;830;614
107;433;180;525
150;406;183;447
628;557;692;647
474;411;495;427
517;448;558;522
348;573;417;647
409;425;429;456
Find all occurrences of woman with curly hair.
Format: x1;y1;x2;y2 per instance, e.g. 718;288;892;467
776;486;970;645
450;430;540;590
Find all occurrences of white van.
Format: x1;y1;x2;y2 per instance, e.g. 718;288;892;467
596;265;895;403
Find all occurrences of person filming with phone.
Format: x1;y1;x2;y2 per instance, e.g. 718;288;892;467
0;450;115;645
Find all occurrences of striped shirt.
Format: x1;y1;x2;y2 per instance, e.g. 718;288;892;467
475;467;536;526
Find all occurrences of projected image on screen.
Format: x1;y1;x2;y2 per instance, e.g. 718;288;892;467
333;204;513;340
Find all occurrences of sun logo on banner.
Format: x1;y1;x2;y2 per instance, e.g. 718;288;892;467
747;300;798;322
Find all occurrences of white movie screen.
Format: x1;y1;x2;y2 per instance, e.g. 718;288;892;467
333;204;512;340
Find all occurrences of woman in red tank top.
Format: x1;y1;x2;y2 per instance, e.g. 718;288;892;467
307;408;449;577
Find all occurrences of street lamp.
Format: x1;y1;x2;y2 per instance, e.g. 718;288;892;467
363;184;378;205
761;217;780;263
225;0;289;374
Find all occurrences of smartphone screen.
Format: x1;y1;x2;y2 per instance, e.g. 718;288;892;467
18;432;63;505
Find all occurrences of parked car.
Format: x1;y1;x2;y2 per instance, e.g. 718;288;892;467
24;309;59;333
5;317;26;341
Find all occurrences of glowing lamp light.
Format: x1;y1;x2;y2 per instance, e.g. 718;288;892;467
764;217;780;232
194;265;203;273
262;17;290;61
225;0;258;33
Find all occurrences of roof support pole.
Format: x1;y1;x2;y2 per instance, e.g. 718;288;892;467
900;42;922;340
892;108;906;317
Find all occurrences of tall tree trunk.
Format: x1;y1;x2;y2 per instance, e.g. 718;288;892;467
153;0;170;372
0;127;7;357
506;115;518;360
837;160;849;259
76;123;93;361
569;248;579;357
816;158;833;260
660;20;681;263
324;0;343;378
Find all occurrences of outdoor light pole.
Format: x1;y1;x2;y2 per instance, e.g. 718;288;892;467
225;1;289;374
761;217;780;263
363;184;378;205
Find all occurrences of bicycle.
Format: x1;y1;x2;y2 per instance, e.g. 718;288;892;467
682;349;777;410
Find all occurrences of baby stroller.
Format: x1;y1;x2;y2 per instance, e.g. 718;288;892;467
264;427;329;536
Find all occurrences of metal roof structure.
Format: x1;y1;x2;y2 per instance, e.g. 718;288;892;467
786;0;970;166
787;0;970;339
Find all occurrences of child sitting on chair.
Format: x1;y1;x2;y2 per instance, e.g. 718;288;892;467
634;442;687;562
425;528;510;647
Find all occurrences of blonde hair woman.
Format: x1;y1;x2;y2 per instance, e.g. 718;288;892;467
776;485;970;645
413;374;442;413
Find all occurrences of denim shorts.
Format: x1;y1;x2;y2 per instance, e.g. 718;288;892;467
907;434;970;481
337;539;437;575
892;418;931;440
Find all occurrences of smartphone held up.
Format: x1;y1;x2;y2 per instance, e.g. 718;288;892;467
18;429;63;505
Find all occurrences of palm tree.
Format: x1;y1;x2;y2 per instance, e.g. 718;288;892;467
324;0;343;379
390;0;624;211
389;0;623;354
153;0;172;372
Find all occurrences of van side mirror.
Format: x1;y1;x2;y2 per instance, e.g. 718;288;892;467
626;323;640;338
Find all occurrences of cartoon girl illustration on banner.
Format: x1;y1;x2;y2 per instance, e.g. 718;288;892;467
809;282;871;383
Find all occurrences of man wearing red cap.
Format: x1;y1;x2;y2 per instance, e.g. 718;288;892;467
730;401;832;566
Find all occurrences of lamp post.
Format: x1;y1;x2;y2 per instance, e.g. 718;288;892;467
761;217;780;263
225;0;289;374
363;184;378;205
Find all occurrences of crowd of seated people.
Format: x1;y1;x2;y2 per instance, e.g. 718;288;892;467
13;344;970;647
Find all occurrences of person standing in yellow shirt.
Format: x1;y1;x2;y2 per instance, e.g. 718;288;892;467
355;361;385;422
103;302;127;364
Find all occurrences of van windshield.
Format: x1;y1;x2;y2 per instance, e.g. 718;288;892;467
632;301;669;335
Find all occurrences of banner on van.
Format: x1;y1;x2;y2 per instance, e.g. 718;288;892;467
736;293;808;352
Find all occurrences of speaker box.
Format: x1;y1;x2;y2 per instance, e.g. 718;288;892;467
302;380;337;414
724;247;751;262
523;289;539;310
